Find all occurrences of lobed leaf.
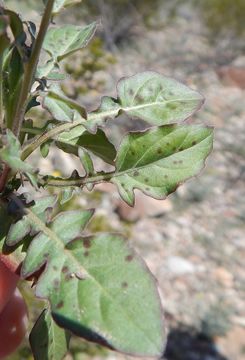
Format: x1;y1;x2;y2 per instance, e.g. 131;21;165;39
30;308;70;360
21;209;165;357
90;71;204;126
111;124;213;205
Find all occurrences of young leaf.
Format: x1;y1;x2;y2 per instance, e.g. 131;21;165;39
56;127;116;165
6;196;56;246
111;125;213;205
43;22;97;62
78;149;94;176
30;308;70;360
90;71;204;126
43;87;87;122
0;130;33;172
21;209;165;357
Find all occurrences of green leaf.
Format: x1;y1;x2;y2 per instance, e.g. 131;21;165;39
4;9;26;47
60;187;76;205
0;130;32;172
56;127;117;165
43;86;87;122
78;149;94;176
2;47;24;128
0;14;10;56
43;22;97;62
90;71;204;126
30;308;70;360
6;196;56;246
43;0;82;15
21;209;165;357
111;124;213;205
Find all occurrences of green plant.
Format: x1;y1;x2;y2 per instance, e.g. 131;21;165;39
0;0;213;358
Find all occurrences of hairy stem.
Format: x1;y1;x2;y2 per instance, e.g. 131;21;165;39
11;0;55;137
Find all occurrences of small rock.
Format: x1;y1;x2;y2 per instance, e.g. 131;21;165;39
215;326;245;360
166;256;196;275
213;267;234;288
216;66;245;89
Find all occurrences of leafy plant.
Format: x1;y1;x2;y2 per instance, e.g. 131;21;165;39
0;0;213;358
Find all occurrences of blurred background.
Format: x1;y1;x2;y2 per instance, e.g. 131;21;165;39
4;0;245;359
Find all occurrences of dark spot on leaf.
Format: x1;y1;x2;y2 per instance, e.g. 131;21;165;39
125;254;134;262
133;170;139;176
62;266;69;273
56;301;64;309
131;150;135;156
121;281;128;288
53;279;59;288
83;238;92;248
65;273;74;281
166;142;170;146
121;183;125;187
179;147;184;151
84;251;89;257
157;148;162;154
192;140;197;145
173;160;178;164
144;178;149;183
178;160;183;164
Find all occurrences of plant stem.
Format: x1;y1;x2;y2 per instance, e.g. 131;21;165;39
46;171;114;187
0;56;4;129
21;120;84;160
11;0;55;137
0;164;10;193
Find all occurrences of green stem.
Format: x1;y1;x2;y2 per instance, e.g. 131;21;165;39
21;120;83;160
11;0;55;137
45;172;113;187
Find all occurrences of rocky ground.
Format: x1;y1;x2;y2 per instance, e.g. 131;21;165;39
12;1;245;359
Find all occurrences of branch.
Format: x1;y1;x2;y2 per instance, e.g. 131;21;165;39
11;0;55;137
